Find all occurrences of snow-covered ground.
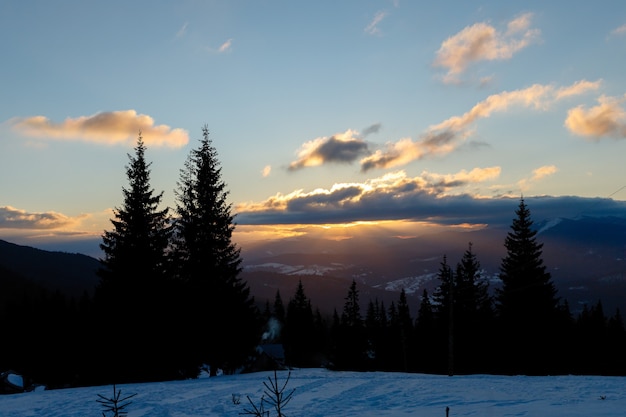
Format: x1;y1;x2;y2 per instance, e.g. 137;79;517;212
1;368;625;416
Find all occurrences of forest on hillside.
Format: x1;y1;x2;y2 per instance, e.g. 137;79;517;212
1;129;625;390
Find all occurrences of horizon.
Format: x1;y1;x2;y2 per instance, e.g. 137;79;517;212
2;1;626;255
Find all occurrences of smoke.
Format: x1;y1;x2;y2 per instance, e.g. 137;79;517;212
262;317;282;341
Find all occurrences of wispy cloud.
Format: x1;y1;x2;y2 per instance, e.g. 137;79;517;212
565;94;626;139
365;11;388;35
0;206;86;230
288;129;371;171
176;22;189;38
10;110;189;148
517;165;558;192
611;24;626;36
262;165;272;177
219;38;233;53
360;79;601;171
434;13;540;84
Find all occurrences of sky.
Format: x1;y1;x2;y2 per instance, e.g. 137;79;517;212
2;368;626;416
2;1;626;257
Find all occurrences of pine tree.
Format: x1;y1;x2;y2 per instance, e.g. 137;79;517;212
283;280;316;367
495;198;560;374
414;289;437;373
172;126;260;375
96;133;173;383
432;256;455;374
333;280;367;370
274;289;286;324
395;289;413;371
98;133;171;291
454;243;493;372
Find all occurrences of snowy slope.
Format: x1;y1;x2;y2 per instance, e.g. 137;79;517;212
1;368;625;417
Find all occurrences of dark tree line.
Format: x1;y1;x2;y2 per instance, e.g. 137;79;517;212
2;149;626;388
1;128;261;388
264;199;626;376
93;128;261;384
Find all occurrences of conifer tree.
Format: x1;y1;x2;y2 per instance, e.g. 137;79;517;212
273;289;286;324
99;133;171;292
96;133;173;383
334;280;367;370
172;126;260;375
414;289;437;373
432;256;455;374
454;243;493;372
496;198;560;374
283;280;316;367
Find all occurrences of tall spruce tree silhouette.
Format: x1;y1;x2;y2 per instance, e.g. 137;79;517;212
283;280;316;367
496;198;560;374
172;126;260;375
454;243;493;373
97;133;173;383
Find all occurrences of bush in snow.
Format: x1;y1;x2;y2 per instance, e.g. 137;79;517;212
241;370;295;417
96;384;137;417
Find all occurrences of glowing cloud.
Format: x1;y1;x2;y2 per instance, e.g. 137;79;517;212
517;165;558;192
262;165;272;177
361;80;601;171
289;129;370;171
530;165;558;181
434;13;540;84
236;166;500;224
11;110;189;148
565;95;626;139
0;206;86;230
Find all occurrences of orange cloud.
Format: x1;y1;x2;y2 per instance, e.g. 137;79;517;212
237;167;500;215
517;165;558;192
361;80;601;171
0;206;86;230
530;165;558;181
565;95;626;139
11;110;189;148
434;13;540;84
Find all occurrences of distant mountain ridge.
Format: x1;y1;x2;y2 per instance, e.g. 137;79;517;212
0;239;100;297
2;214;625;317
241;215;626;316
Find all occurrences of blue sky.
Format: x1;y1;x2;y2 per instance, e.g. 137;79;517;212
2;1;626;256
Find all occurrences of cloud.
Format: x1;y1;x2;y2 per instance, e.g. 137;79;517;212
517;165;558;192
365;11;388;35
0;206;86;230
362;123;382;137
434;13;540;84
565;94;626;139
288;129;371;171
10;110;189;148
262;165;272;177
219;39;233;53
611;24;626;36
531;165;558;181
360;80;601;171
176;22;189;38
236;169;626;228
237;167;502;225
